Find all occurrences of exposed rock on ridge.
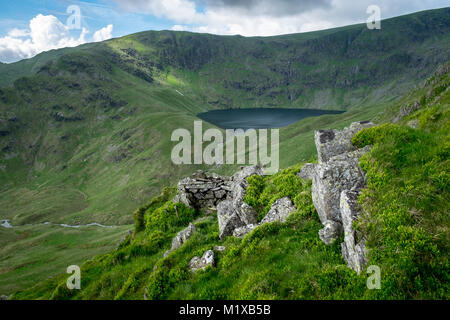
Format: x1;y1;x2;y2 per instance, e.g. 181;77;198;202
189;250;215;272
298;121;374;273
216;165;263;240
164;222;196;257
172;165;296;240
233;197;296;238
340;190;368;274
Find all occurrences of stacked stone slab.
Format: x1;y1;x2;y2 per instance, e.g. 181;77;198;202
173;170;231;212
298;121;374;273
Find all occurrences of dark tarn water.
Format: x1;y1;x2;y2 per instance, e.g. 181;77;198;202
197;108;344;129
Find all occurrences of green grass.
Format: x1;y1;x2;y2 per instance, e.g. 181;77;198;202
0;8;449;297
10;59;450;300
0;223;131;295
12;162;364;300
350;64;450;299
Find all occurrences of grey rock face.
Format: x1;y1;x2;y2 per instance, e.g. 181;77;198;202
232;197;296;238
217;200;246;240
214;245;226;252
232;223;257;238
340;190;367;274
0;294;8;300
297;163;315;179
393;101;421;123
261;197;296;224
164;223;196;257
298;121;372;271
217;165;263;240
171;223;196;251
309;146;371;224
189;250;215;272
318;220;343;245
314;122;374;163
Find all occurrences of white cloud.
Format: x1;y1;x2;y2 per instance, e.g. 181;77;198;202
7;28;29;37
171;25;189;31
0;14;114;63
117;0;203;24
93;24;113;42
116;0;449;36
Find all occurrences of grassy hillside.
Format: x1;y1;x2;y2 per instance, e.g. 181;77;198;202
10;61;449;300
0;8;449;295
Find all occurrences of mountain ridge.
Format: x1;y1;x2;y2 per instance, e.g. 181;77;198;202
0;7;449;295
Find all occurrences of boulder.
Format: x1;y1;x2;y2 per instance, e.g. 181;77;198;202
298;121;373;271
232;197;296;238
171;223;196;251
217;200;248;240
217;165;263;240
297;163;315;179
232;223;257;238
189;250;215;272
164;223;196;257
260;197;296;224
340;190;367;274
318;220;343;245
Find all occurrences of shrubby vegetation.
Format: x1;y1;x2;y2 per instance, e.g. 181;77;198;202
244;164;315;221
351;72;449;298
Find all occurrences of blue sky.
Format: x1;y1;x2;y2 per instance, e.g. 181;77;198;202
0;0;174;38
0;0;448;63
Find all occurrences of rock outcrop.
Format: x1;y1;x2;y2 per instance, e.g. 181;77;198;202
189;250;215;272
216;165;263;240
232;197;296;238
260;197;296;224
173;165;265;240
298;121;374;273
173;165;297;240
164;223;196;257
340;190;368;274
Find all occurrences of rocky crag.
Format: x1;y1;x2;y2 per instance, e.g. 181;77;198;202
169;121;373;274
298;121;374;273
170;165;297;271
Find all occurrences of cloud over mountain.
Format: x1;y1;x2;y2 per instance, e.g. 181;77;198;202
0;14;113;63
115;0;449;36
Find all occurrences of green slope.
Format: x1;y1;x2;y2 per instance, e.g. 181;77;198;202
11;61;448;299
0;7;449;295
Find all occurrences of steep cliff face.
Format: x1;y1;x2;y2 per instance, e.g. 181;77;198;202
298;121;374;273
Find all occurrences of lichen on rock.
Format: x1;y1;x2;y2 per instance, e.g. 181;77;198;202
298;121;374;273
189;250;215;272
